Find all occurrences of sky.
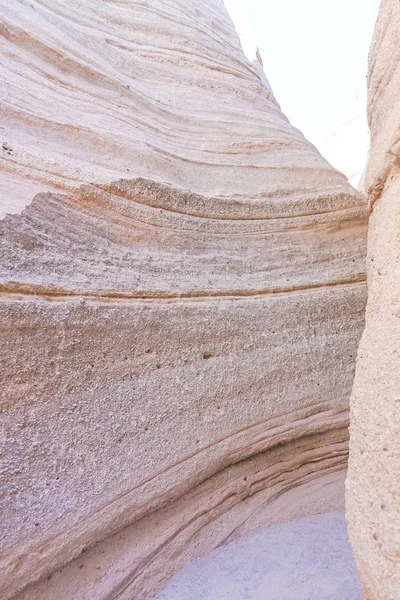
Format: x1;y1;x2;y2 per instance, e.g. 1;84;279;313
225;0;381;187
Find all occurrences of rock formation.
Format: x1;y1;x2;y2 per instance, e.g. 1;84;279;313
1;1;368;599
346;1;400;598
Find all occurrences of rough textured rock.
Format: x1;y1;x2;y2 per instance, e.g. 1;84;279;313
0;1;368;599
346;1;400;598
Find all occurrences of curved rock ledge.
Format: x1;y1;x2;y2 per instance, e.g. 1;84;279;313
15;434;349;600
0;1;367;599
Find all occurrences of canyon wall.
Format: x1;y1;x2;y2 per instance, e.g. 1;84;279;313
0;1;368;598
347;0;400;598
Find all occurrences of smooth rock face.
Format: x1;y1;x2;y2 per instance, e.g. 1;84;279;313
0;1;368;599
346;1;400;598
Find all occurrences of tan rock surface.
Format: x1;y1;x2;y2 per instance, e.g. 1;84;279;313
346;1;400;598
0;1;368;599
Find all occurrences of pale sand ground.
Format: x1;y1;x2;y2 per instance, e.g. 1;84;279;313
154;513;361;600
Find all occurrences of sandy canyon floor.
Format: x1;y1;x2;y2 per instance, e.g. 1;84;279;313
155;513;361;600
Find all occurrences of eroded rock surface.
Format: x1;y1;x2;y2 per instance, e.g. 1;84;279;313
347;1;400;598
0;1;367;599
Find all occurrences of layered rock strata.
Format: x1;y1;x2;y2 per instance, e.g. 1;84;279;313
347;1;400;598
1;1;367;598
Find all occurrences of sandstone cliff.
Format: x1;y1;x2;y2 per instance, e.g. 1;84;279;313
347;1;400;598
1;1;368;598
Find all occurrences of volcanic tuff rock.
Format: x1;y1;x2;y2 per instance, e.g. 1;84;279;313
1;1;367;599
346;1;400;598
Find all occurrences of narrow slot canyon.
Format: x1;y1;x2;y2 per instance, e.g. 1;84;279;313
1;1;399;599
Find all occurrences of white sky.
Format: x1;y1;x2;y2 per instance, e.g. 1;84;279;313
225;0;381;187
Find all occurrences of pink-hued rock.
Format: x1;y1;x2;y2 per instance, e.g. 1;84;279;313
0;1;367;599
346;1;400;598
